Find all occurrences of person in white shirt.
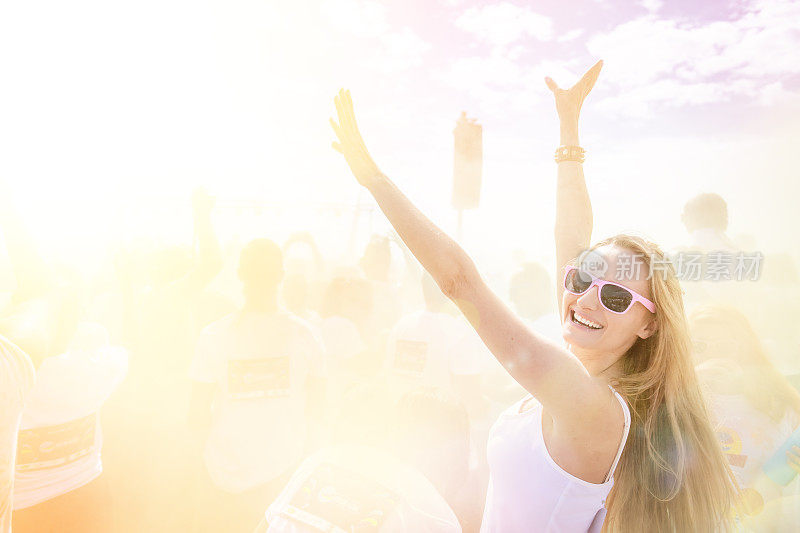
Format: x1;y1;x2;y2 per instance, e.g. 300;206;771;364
0;335;35;533
256;387;468;533
676;193;748;311
359;236;402;335
680;193;740;254
383;276;489;531
11;322;127;533
189;238;326;533
0;188;126;532
318;275;373;396
384;274;483;411
691;306;800;530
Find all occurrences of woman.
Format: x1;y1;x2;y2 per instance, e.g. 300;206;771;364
329;61;739;532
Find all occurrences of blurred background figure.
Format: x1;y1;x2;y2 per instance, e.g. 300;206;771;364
358;234;423;345
383;273;484;412
12;324;127;533
677;191;756;317
359;236;400;333
752;253;800;387
0;186;127;533
691;306;800;529
508;262;561;345
680;193;739;253
257;387;467;533
281;232;326;323
100;187;225;533
188;238;326;533
0;336;35;533
317;275;372;418
382;274;491;532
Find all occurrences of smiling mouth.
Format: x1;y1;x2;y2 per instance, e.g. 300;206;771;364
570;309;604;330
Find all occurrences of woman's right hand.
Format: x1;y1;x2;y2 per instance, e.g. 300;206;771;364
545;60;603;130
330;89;383;187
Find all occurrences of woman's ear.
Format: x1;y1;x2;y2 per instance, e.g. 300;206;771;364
637;317;658;340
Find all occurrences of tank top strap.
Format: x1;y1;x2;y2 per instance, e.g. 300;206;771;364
604;385;631;483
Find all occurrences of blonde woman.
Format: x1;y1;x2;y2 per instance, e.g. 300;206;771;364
329;61;737;532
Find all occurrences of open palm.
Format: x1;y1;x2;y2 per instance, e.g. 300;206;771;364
330;89;382;187
545;60;603;123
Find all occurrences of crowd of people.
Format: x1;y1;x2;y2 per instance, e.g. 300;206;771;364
1;61;799;532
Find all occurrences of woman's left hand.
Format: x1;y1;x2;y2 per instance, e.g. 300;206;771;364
330;89;383;187
545;60;603;127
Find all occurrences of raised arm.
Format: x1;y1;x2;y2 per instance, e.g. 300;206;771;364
547;61;602;312
170;188;224;297
329;89;614;429
329;95;468;296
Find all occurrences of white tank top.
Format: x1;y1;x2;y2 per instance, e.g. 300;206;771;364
481;386;631;533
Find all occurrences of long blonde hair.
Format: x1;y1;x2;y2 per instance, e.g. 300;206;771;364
594;235;738;532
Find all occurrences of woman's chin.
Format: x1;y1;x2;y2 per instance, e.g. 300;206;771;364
562;321;604;349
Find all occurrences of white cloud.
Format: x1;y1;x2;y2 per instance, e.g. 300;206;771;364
586;0;800;117
320;0;430;72
320;0;389;38
596;80;745;119
758;81;800;107
558;29;584;42
376;27;431;71
440;53;578;97
455;2;554;47
640;0;663;13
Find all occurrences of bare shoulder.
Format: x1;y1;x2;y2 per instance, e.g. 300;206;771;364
546;382;629;483
578;381;629;444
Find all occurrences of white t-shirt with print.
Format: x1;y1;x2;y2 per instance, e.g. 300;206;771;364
708;393;798;487
264;445;461;533
13;323;128;509
705;391;800;529
0;335;35;533
189;311;326;494
384;311;483;399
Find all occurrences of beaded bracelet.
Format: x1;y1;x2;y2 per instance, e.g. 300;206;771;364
554;145;585;164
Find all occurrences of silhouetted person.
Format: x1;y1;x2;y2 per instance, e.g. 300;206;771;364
189;238;326;533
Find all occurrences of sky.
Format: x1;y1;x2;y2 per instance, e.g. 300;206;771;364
0;0;798;272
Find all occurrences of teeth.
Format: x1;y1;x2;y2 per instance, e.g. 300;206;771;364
573;311;603;330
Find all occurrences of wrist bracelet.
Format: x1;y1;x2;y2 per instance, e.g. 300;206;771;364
554;145;585;164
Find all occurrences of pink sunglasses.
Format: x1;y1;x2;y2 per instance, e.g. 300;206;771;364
563;265;656;314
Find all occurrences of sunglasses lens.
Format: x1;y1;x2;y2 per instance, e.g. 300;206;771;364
600;284;633;313
565;268;593;294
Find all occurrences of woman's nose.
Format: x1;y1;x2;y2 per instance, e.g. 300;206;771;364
576;286;600;310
